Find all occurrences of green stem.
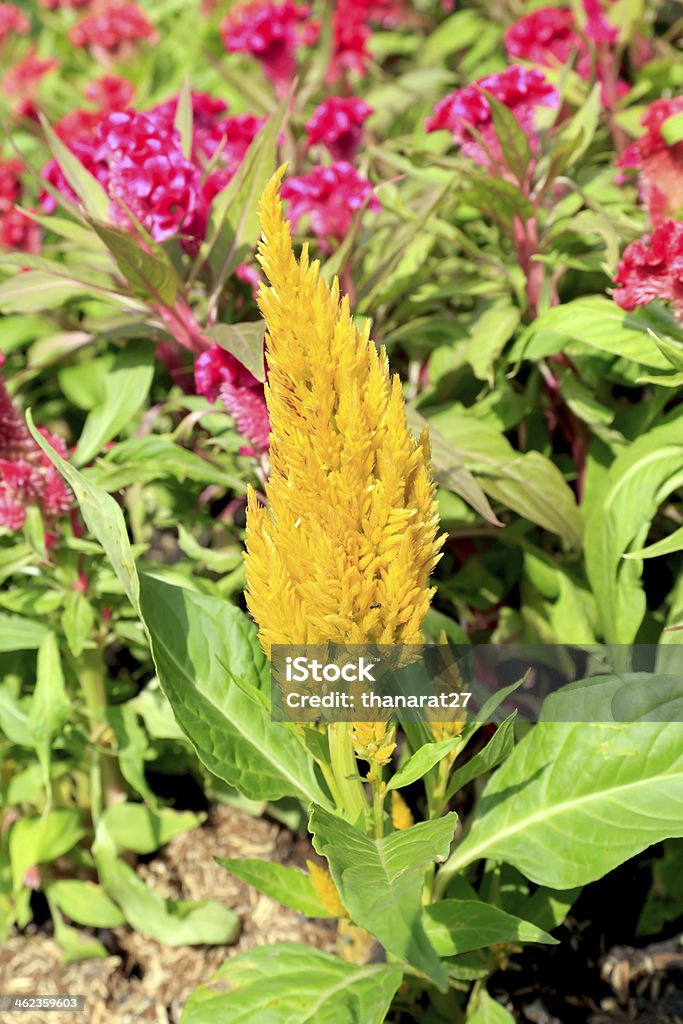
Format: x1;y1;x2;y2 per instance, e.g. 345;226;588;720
372;775;385;840
80;648;124;819
328;723;367;828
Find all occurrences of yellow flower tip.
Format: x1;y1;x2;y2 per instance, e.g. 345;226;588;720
307;860;347;918
390;790;414;831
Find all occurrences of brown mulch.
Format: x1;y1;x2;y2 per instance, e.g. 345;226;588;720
0;805;337;1024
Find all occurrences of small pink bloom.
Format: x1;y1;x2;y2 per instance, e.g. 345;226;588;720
195;345;270;454
305;96;373;162
221;1;312;95
2;50;58;120
69;3;155;60
40;0;91;7
84;73;135;111
425;65;558;169
504;7;589;77
613;219;683;318
23;866;41;890
0;4;29;45
582;0;617;46
618;97;683;226
328;4;371;81
281;162;379;243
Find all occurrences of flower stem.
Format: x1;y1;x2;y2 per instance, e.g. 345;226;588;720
328;722;368;828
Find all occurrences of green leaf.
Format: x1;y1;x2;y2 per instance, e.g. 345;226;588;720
39;114;110;220
180;943;403;1024
0;613;48;651
101;803;203;855
467;299;521;385
649;331;683;371
485;92;532;185
74;341;154;465
584;411;683;642
94;824;240;946
445;714;516;799
61;591;95;657
138;573;330;806
624;524;683;560
424;899;556;956
661;110;683;145
88;219;180;306
216;858;334;918
437;721;683;891
638;839;683;935
28;632;70;788
387;737;464;791
469;992;516;1024
48;901;109;963
27;416;139;609
0;272;101;313
206;322;265;381
310;805;456;991
10;811;85;891
90;436;246;492
47;880;126;928
175;77;194;159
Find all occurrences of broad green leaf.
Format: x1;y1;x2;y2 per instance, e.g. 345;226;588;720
661;110;683;145
138;573;330;806
48;900;108;963
387;736;464;791
174;77;194;159
583;411;683;642
424;899;556;956
40;114;110;220
624;524;683;560
101;803;203;855
428;412;582;548
107;705;158;807
649;331;683;371
74;342;155;465
638;839;683;935
27;416;139;609
469;992;516;1024
28;632;70;788
467;299;521;385
0;612;48;651
206;322;265;381
10;811;85;891
217;858;334;918
90;436;246;492
0;272;100;313
486;93;531;185
47;880;126;928
61;590;95;657
437;721;683;891
445;714;516;799
88;219;180;307
181;943;403;1024
94;824;240;946
310;805;456;990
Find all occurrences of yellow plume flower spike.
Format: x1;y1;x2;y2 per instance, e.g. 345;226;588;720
306;860;348;918
390;790;414;831
244;167;444;656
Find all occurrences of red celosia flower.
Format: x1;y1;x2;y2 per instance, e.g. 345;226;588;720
582;0;617;46
613;220;683;318
2;50;58;120
150;91;232;167
0;159;41;252
618;97;683;226
221;1;312;95
305;96;373;161
281;162;380;243
95;111;204;243
84;73;135;111
0;3;29;45
328;3;371;81
40;0;91;7
504;7;590;77
425;65;558;169
0;357;72;533
0;158;22;212
202;114;266;203
69;3;155;59
195;345;270;454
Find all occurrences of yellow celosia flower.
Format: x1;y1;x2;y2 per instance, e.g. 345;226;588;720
307;859;347;917
351;721;396;766
390;790;414;831
244;167;443;656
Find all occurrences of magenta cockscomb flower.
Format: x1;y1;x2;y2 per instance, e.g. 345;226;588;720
202;114;266;202
0;358;72;533
425;66;558;169
305;96;373;162
2;50;58;120
618;97;683;227
40;0;91;7
0;158;41;252
150;91;229;164
84;73;135;111
613;220;683;318
504;7;589;76
195;345;270;455
0;4;29;45
221;1;312;95
69;3;155;60
281;162;379;243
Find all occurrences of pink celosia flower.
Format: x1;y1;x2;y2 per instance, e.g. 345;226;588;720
0;158;22;212
612;219;683;318
150;91;230;164
305;96;373;161
221;1;312;95
504;7;590;77
69;3;155;59
202;114;267;203
84;73;135;111
0;3;29;45
328;3;371;81
582;0;617;46
425;65;558;169
618;97;683;226
95;110;204;243
195;345;270;454
2;50;58;120
0;357;72;533
0;158;41;252
281;162;379;243
40;0;91;7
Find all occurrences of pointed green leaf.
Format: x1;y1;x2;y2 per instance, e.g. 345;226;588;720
217;858;334;918
206;321;265;381
424;899;557;956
